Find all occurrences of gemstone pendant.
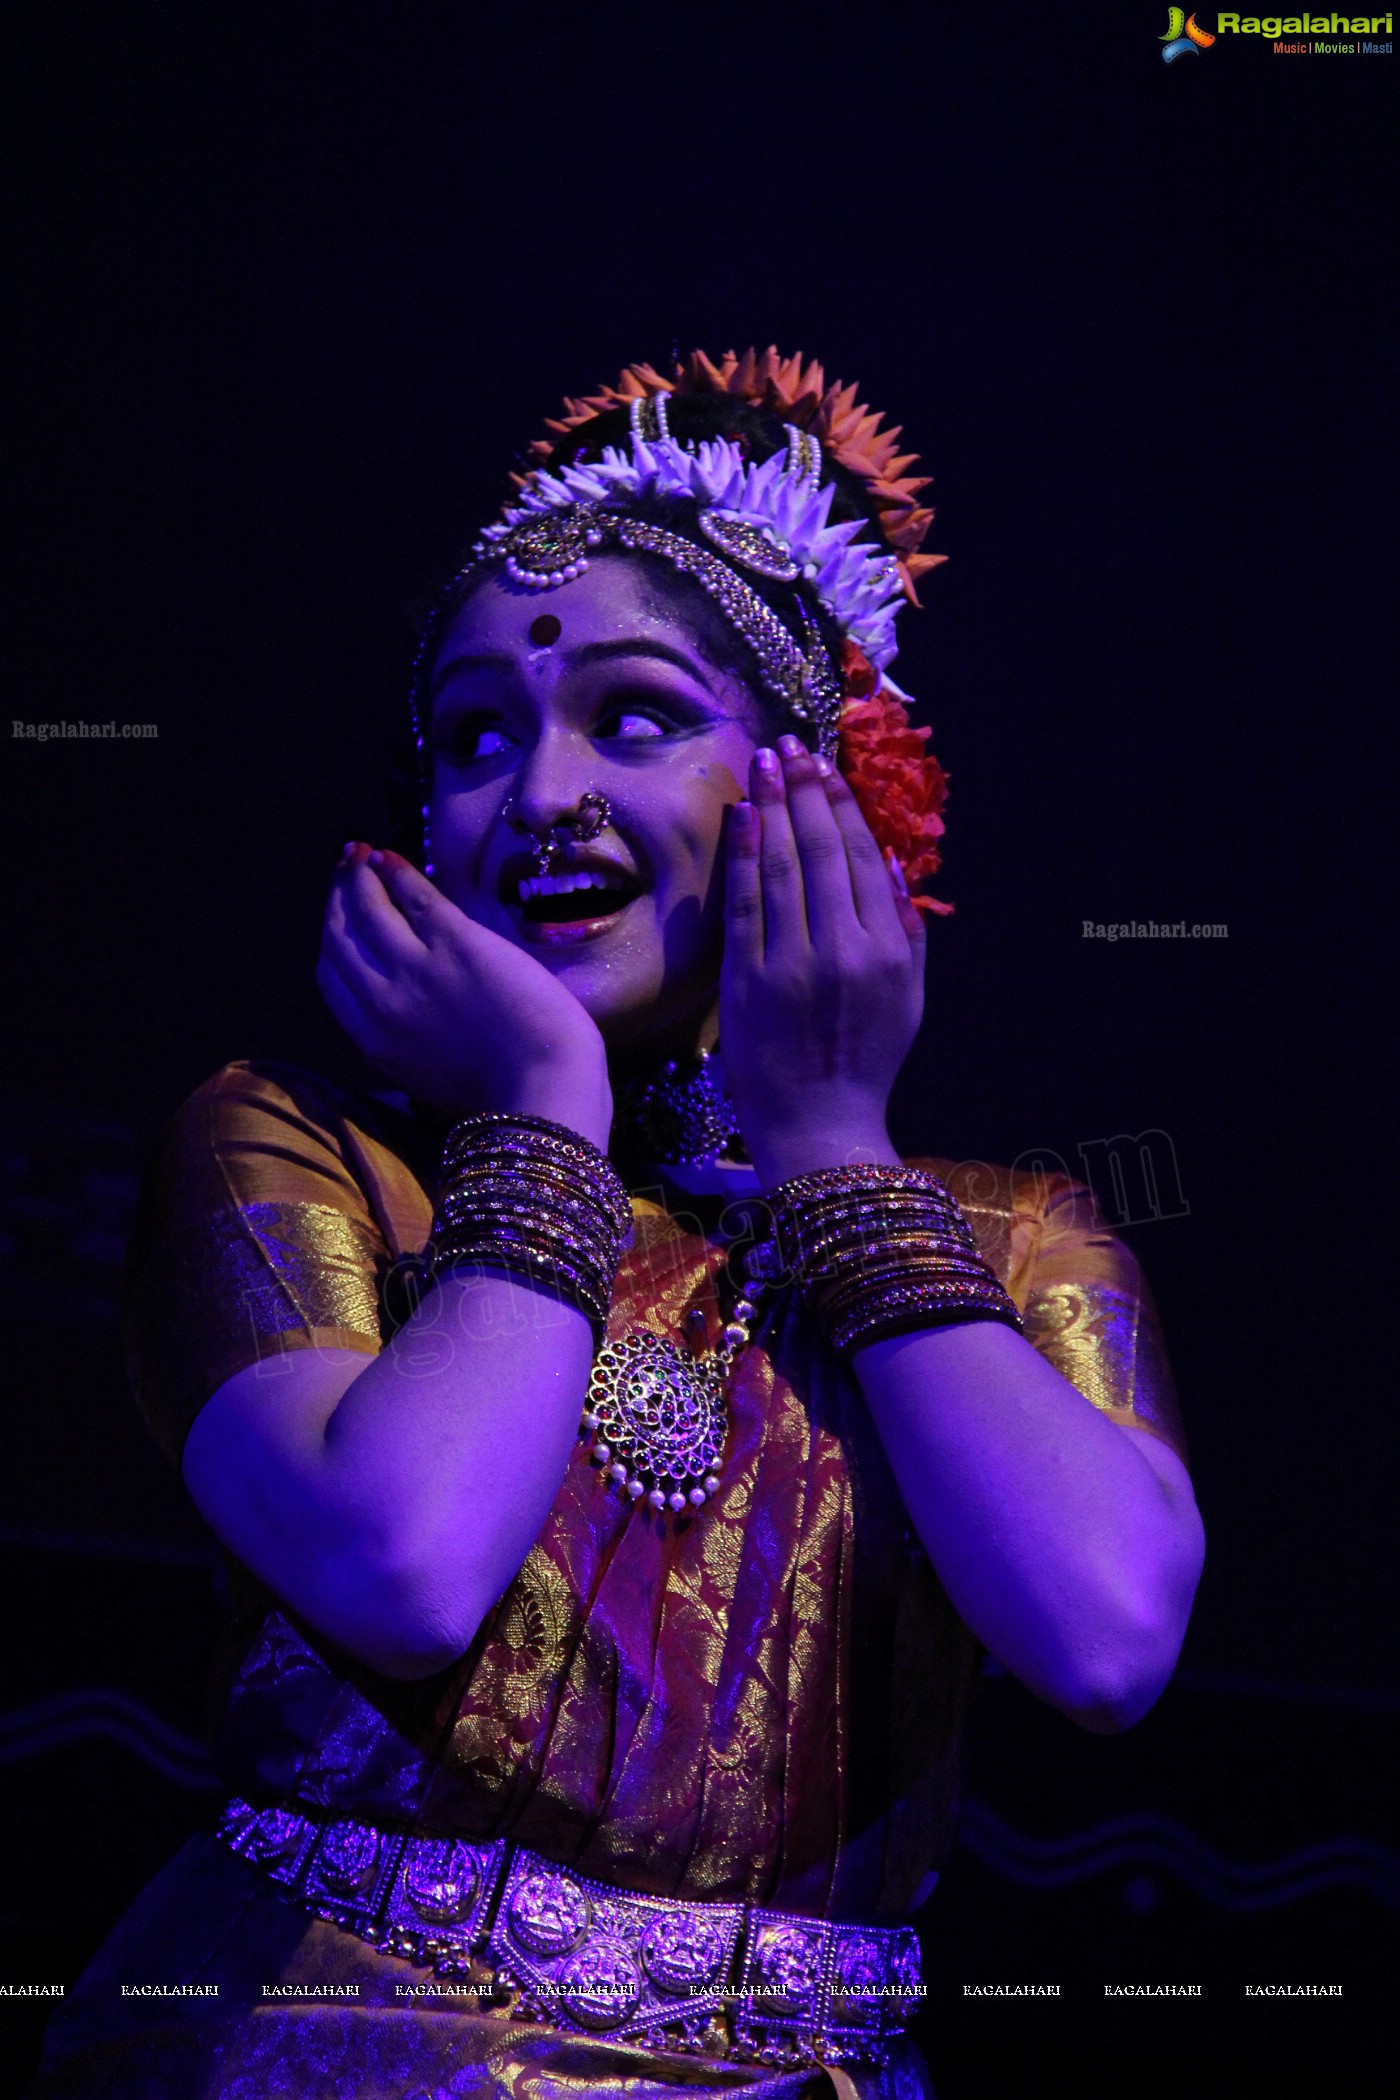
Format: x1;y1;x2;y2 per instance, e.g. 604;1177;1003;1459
581;1332;728;1515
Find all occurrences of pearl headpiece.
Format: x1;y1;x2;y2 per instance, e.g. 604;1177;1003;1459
407;352;955;912
477;393;909;673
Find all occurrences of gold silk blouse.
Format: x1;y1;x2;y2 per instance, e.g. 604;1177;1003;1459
125;1061;1188;1927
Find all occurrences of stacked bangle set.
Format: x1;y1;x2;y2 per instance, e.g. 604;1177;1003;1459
765;1164;1023;1358
429;1113;634;1347
425;1114;1022;1516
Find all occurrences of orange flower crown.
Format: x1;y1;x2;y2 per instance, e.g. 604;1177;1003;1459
525;347;953;915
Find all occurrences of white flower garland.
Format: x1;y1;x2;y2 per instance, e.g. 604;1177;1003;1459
479;395;908;671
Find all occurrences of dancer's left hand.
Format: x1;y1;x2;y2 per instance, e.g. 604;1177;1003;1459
719;734;927;1190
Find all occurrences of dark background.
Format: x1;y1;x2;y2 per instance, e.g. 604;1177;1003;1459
3;3;1396;2094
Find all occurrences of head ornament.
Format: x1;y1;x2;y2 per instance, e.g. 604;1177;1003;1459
484;391;907;674
528;346;946;601
413;348;954;914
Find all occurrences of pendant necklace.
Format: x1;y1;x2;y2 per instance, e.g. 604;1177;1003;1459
585;1043;780;1516
580;1255;775;1514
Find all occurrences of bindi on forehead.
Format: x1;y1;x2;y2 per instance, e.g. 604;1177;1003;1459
528;613;562;647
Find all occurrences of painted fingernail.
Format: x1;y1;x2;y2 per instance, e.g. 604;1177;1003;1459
777;734;805;758
886;851;910;898
755;747;779;773
368;849;385;867
812;753;833;777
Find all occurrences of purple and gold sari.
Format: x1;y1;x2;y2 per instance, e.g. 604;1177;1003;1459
34;1062;1186;2098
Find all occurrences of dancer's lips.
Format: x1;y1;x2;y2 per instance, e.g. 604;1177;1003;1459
497;848;648;943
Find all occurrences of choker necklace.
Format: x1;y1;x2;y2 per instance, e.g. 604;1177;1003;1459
610;1043;747;1168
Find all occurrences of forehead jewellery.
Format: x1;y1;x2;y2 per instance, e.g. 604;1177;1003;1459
475;394;855;755
409;347;954;917
408;400;851;874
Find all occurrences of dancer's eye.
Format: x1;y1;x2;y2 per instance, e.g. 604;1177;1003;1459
433;712;515;767
592;682;725;744
594;701;688;742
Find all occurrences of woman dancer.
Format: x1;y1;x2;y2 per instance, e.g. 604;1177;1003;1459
35;348;1204;2099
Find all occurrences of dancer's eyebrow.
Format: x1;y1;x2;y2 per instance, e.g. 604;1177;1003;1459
560;638;719;687
430;650;515;694
432;638;722;697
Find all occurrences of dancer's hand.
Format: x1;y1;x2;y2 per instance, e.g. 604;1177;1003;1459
317;847;613;1148
719;737;927;1189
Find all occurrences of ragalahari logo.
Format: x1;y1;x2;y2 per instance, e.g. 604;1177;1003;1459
1161;8;1218;55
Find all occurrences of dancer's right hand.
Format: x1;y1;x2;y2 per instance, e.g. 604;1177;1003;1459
317;845;613;1148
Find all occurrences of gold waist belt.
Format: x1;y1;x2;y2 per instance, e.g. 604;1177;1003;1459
218;1797;924;2070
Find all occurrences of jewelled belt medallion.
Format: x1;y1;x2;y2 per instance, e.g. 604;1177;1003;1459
218;1802;926;2069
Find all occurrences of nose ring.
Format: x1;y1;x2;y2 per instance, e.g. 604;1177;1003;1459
564;790;611;842
505;790;613;876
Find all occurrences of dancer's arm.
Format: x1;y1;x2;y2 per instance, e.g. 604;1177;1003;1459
723;737;1204;1731
181;848;615;1680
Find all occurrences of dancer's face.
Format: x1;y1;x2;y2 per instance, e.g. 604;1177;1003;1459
426;555;774;1053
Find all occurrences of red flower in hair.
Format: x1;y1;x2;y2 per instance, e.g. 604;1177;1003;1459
837;645;952;917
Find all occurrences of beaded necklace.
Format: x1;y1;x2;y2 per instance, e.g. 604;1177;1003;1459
585;1043;777;1515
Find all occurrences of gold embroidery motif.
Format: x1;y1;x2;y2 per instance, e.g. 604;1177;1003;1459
490;1545;578;1722
235;1201;385;1336
128;1200;386;1460
447;1545;582;1802
1023;1280;1182;1448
